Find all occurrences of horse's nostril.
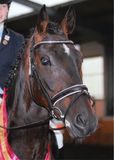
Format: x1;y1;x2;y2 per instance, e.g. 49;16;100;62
75;114;87;127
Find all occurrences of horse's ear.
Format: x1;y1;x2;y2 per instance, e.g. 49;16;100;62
61;6;76;35
37;5;49;33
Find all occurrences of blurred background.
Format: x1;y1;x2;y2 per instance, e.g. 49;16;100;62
7;0;113;159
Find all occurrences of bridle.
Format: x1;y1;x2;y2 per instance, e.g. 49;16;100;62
28;40;94;127
0;40;95;131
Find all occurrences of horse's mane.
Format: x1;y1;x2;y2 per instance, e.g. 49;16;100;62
5;43;25;90
5;27;36;91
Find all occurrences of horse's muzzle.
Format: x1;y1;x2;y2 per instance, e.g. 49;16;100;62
65;112;98;138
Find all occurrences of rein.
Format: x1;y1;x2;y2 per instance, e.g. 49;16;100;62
0;117;52;130
0;40;95;131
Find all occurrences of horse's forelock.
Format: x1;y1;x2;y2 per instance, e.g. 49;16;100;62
46;22;63;35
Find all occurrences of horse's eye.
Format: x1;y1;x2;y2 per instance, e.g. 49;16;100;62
41;56;51;66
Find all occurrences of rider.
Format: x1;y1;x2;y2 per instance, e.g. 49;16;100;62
0;0;24;103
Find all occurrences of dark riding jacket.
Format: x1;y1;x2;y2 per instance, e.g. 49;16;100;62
0;27;24;89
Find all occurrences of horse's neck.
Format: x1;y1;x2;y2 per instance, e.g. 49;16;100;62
8;66;50;159
9;127;49;159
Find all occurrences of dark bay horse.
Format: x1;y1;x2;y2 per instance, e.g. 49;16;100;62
3;5;98;160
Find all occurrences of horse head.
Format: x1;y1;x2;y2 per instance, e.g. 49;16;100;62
25;5;98;138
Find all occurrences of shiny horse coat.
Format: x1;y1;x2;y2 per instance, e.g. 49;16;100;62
4;5;98;160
